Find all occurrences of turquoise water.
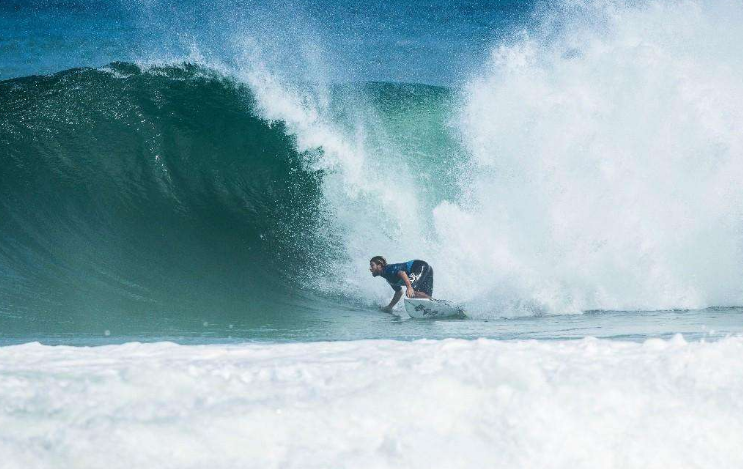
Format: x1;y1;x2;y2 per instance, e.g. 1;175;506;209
1;307;741;346
2;0;743;345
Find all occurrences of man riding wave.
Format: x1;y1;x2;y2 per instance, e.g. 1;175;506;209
369;256;433;313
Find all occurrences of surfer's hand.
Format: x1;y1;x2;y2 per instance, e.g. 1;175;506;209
406;286;414;298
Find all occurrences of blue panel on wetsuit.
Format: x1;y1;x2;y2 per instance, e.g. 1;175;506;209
381;261;414;291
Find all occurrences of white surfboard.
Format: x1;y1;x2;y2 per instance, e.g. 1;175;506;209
404;298;464;319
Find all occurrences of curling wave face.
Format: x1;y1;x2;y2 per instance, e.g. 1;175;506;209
0;64;331;333
0;63;460;337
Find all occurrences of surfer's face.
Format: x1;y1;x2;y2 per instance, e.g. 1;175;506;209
370;262;383;276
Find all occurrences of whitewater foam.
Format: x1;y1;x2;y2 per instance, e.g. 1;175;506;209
438;0;743;314
1;336;742;468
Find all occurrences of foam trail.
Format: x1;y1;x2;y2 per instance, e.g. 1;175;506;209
1;336;742;468
436;0;743;315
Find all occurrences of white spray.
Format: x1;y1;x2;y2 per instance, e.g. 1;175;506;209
439;0;743;314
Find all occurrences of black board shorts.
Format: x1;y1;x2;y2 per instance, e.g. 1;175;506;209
409;260;433;296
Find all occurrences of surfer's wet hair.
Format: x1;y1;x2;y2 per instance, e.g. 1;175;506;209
369;256;387;267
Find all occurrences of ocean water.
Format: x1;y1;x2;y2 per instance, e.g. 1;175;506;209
2;0;743;466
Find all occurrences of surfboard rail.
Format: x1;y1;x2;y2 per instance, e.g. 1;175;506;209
403;298;465;319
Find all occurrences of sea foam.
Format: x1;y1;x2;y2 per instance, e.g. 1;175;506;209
438;0;743;315
1;336;742;468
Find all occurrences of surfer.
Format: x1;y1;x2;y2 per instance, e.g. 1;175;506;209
369;256;433;312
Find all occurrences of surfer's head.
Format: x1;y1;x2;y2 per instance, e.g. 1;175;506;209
369;256;386;276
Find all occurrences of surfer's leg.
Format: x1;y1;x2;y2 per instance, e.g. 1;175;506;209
411;263;433;298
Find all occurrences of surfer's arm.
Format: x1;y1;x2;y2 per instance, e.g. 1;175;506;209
383;289;404;312
397;271;415;298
